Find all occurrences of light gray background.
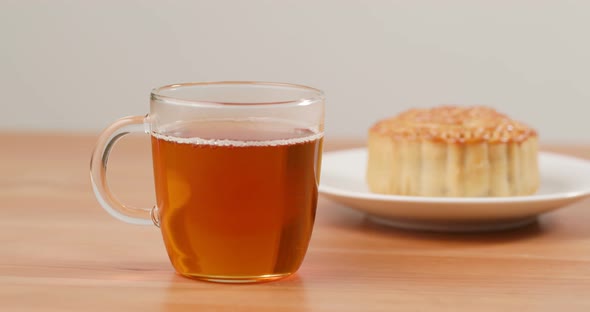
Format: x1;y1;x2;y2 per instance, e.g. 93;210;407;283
2;1;588;143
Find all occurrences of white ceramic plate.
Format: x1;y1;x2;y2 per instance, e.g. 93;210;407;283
319;148;590;232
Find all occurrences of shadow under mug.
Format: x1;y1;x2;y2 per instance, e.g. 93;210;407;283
90;81;325;283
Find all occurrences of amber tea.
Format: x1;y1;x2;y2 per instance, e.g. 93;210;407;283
151;119;323;281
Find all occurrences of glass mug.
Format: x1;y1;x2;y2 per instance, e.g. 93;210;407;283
90;81;325;283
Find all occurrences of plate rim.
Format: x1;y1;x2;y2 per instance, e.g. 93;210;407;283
319;148;590;204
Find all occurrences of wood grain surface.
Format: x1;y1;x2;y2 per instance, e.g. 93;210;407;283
1;132;590;311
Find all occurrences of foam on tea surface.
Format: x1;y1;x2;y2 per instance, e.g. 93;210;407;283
152;119;323;147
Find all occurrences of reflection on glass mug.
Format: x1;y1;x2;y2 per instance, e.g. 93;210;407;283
90;82;325;283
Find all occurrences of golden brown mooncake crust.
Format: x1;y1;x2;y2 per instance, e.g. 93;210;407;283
370;106;537;144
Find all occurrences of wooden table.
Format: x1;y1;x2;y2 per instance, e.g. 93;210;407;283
2;133;590;311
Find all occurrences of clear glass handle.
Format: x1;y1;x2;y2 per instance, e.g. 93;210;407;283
90;115;157;226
